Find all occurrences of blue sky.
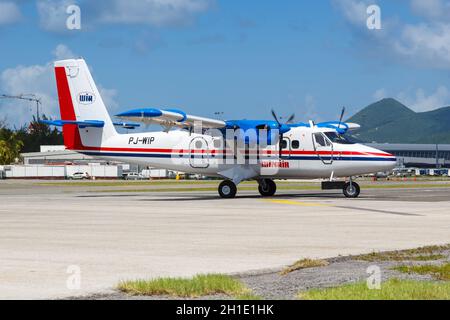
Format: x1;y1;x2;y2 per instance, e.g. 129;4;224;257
1;0;450;127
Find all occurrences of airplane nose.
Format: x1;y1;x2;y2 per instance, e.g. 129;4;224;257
361;145;397;171
375;148;397;171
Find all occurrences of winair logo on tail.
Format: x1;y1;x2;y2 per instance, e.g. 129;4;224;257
78;92;95;105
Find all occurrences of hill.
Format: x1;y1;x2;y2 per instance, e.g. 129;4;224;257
347;98;450;144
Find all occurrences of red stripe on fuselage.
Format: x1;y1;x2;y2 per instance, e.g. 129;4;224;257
75;146;393;158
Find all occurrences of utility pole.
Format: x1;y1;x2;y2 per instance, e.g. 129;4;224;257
0;94;42;120
436;143;440;169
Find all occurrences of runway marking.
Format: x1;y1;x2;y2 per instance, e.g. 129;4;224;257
334;206;424;217
265;200;423;216
264;199;331;207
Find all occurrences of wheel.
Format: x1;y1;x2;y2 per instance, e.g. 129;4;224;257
218;180;237;199
258;179;277;197
343;182;360;198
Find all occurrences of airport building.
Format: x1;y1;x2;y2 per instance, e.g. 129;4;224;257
0;145;175;179
368;143;450;169
21;146;95;165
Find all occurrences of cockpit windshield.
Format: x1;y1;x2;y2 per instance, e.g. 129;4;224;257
324;132;356;145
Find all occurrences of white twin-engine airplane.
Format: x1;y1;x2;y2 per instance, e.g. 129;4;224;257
43;59;396;199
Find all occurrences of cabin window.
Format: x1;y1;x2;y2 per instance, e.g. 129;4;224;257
292;140;300;149
324;132;355;145
213;139;222;149
313;133;327;147
195;140;203;149
281;139;288;149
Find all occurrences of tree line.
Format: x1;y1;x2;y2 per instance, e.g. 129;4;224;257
0;116;63;165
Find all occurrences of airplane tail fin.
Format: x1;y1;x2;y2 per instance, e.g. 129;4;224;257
54;58;117;150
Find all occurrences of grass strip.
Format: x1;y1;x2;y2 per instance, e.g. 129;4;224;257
298;279;450;300
393;263;450;281
353;245;450;262
118;274;257;299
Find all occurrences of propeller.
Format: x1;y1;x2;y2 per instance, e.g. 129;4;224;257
271;109;281;126
271;109;293;158
315;106;353;134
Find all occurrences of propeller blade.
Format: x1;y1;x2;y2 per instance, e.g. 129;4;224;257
286;113;295;124
338;106;346;129
271;109;281;126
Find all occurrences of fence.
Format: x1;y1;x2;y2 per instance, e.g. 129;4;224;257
2;165;123;179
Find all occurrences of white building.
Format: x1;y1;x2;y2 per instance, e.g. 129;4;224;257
13;145;174;179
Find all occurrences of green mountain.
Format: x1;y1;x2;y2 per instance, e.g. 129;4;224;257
347;98;450;144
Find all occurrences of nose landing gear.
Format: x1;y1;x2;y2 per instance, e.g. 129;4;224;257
343;179;360;198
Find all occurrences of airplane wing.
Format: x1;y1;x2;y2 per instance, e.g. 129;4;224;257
346;123;361;131
115;108;226;129
316;121;361;134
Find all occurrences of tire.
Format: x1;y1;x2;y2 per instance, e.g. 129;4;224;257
218;180;237;199
258;179;277;197
343;182;360;198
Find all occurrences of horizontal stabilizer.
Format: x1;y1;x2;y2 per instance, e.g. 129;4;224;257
40;119;105;128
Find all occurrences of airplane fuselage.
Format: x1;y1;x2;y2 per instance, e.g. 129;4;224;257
75;126;396;180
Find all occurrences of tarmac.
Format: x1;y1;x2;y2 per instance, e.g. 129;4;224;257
0;180;449;299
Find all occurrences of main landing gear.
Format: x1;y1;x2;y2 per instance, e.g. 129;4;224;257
218;179;278;199
218;178;360;199
218;180;237;199
258;179;277;197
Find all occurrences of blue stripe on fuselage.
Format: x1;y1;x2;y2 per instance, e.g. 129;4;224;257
80;151;396;162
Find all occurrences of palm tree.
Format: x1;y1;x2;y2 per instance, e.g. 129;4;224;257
0;131;23;165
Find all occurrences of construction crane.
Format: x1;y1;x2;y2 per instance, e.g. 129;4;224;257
0;94;42;120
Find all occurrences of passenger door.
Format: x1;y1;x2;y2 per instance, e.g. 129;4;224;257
280;137;291;159
189;137;209;168
312;132;333;165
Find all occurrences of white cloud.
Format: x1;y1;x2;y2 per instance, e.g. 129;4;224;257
52;44;77;60
410;0;450;20
96;0;212;27
0;63;56;126
97;85;119;112
397;86;450;112
0;1;22;25
0;45;118;127
332;0;371;27
35;0;213;32
373;88;387;101
334;0;450;70
36;0;76;33
394;22;450;68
